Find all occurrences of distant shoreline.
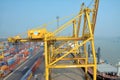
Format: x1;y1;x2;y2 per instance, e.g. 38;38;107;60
0;38;7;42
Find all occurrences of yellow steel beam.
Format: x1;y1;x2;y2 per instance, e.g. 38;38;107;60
53;12;83;35
47;36;85;41
85;10;93;36
44;36;49;80
73;20;77;37
82;14;87;36
90;39;97;80
49;37;92;66
77;3;84;37
91;0;99;34
61;58;86;60
83;43;89;79
48;64;95;68
54;41;68;52
86;9;97;80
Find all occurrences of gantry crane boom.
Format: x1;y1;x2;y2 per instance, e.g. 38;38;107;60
91;0;99;34
43;1;99;80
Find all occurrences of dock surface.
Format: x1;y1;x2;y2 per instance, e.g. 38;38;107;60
32;60;88;80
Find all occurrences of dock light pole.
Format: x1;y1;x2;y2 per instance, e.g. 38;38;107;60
56;16;59;28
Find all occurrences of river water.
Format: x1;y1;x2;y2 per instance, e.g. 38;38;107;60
95;37;120;66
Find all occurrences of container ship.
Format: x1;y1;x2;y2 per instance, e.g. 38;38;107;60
86;45;120;80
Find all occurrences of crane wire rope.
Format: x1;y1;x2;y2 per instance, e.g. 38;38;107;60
14;13;77;38
87;0;94;8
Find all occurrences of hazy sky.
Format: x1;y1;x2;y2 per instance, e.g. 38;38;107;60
0;0;120;38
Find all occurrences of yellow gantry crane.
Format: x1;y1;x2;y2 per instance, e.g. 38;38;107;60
43;0;99;80
7;0;99;80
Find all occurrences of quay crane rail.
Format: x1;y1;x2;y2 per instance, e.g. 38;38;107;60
7;0;99;80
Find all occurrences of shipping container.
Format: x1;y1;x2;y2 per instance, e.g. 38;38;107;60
0;61;7;67
7;57;15;66
4;53;10;57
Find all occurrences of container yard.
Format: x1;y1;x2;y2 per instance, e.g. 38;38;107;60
0;0;120;80
0;41;41;79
